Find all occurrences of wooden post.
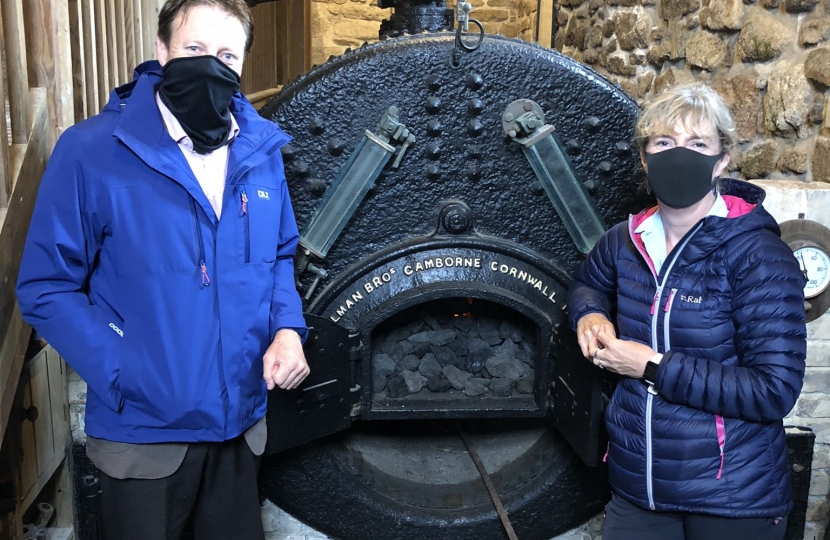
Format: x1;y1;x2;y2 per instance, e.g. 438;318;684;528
51;0;76;137
286;0;311;81
1;0;31;144
0;8;12;204
81;0;101;116
68;0;88;124
115;0;130;84
94;0;111;108
141;0;158;65
124;0;137;75
105;0;121;87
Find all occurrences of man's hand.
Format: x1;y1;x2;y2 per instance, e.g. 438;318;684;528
576;312;615;360
263;329;310;390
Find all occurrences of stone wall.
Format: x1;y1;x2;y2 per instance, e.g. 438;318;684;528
555;0;830;183
309;0;539;67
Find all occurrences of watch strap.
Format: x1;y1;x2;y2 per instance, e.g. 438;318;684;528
643;359;660;386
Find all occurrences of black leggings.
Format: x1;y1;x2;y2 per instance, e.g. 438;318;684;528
603;493;788;540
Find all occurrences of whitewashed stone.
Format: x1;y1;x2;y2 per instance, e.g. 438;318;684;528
810;469;830;497
764;60;815;138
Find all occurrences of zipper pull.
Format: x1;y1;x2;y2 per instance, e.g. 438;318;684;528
241;189;248;215
200;260;211;286
650;286;663;315
664;289;676;312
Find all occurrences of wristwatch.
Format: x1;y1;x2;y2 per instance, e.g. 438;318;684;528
642;354;663;386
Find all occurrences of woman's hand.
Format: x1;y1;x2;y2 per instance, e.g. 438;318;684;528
576;313;615;360
594;327;657;378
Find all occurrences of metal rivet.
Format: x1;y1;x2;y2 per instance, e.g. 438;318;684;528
293;160;310;177
466;73;484;90
426;74;441;91
467;164;481;180
426;142;442;160
427;164;441;179
426;97;441;114
566;139;582;154
467;98;484;115
427;120;443;136
308;117;325;136
281;144;297;162
598;161;613;175
327;137;345;156
523;101;533;112
531;181;544;195
503;112;514;123
307;179;327;197
467;119;484;137
584;117;601;132
615;141;630;154
467;144;482;159
583;178;598;194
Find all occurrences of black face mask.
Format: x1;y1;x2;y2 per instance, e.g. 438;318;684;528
644;146;724;209
158;56;241;155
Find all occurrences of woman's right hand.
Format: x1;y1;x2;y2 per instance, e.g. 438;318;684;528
576;313;615;359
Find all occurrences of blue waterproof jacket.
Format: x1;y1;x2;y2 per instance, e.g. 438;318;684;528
16;61;307;444
568;180;806;518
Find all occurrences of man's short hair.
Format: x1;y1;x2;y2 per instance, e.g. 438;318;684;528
158;0;255;55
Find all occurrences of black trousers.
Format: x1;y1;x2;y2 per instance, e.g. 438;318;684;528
98;436;265;540
603;493;788;540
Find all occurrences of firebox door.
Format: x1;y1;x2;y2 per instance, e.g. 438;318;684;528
264;314;360;455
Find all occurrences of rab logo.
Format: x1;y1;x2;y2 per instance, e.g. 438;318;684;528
109;323;124;337
680;294;703;304
257;190;270;200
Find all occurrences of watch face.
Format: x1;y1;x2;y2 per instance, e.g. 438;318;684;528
794;245;830;299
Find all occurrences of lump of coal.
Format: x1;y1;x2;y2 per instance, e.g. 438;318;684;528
443;364;471;390
490;377;515;397
485;355;528;381
499;319;524;342
396;354;421;373
516;373;534;394
464;378;488;396
418;353;443;379
427;375;453;392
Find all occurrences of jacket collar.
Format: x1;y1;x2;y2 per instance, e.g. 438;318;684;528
107;61;290;220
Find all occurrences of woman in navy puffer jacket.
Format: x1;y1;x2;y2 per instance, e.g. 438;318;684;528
567;83;807;540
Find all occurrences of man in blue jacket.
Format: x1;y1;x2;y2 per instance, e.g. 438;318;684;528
16;1;309;538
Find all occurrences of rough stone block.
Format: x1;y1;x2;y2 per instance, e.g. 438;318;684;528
685;30;727;69
659;0;701;21
701;0;745;29
800;15;830;47
784;0;819;12
809;469;830;497
737;10;793;62
763;60;814;138
711;70;761;142
796;393;830;417
777;146;809;174
615;9;652;50
738;139;777;178
806;48;830;87
813;136;830;182
807;340;830;367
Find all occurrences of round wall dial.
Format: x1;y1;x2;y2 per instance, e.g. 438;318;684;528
793;244;830;299
780;219;830;323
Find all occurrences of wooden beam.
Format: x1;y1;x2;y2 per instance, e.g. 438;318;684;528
51;0;76;137
140;0;158;66
68;0;88;124
80;0;101;116
115;0;129;84
105;0;121;87
0;89;49;446
124;0;137;75
286;0;311;81
0;7;12;204
94;0;111;108
1;0;31;144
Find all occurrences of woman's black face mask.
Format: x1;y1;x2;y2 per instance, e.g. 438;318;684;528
644;146;724;209
158;55;241;155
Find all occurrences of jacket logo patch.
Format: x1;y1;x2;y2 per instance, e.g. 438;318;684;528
679;294;702;304
257;190;270;200
109;322;124;337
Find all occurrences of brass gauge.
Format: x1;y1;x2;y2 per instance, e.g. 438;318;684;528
780;219;830;323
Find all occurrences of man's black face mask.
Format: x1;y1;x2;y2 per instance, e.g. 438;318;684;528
158;55;241;155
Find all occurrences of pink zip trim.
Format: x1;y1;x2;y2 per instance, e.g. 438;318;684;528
650;292;659;315
241;190;248;215
715;414;726;479
603;441;610;463
200;261;211;287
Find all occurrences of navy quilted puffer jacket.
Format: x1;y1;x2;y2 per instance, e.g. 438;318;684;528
568;179;806;518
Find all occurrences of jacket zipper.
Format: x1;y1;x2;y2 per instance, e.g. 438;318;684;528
191;201;210;286
642;222;703;510
240;187;250;263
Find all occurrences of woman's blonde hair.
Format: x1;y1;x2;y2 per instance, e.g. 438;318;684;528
636;83;737;153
